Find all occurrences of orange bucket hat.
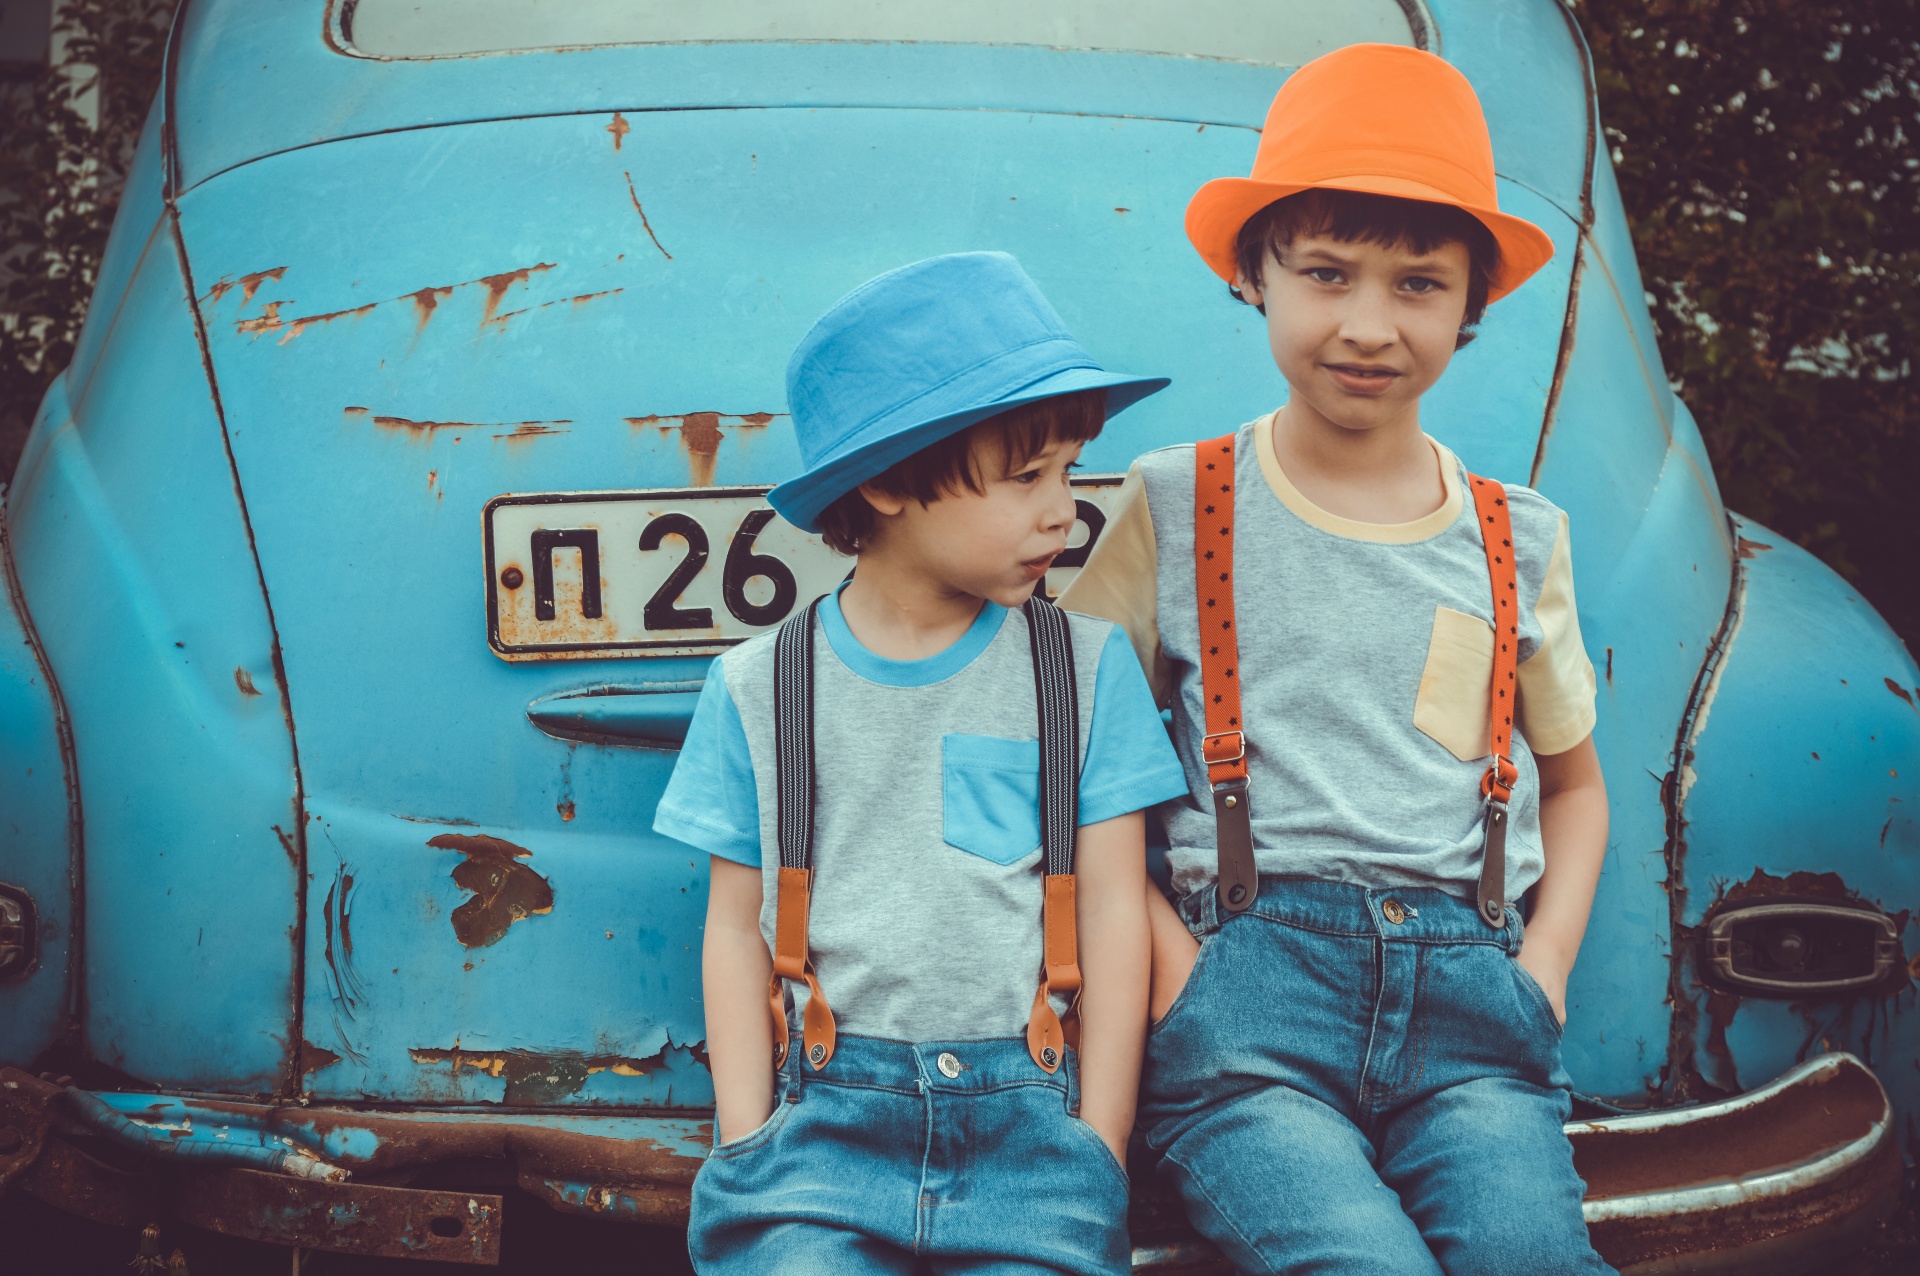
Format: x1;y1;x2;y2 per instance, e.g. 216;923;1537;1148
1186;43;1554;303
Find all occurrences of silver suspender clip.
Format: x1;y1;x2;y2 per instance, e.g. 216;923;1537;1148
1477;797;1509;928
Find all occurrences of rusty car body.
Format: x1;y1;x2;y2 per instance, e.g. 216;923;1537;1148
1;1;1915;1269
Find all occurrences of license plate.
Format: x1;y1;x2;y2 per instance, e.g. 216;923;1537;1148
484;477;1126;660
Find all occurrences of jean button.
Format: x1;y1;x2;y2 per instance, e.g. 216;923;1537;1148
1382;898;1408;925
937;1052;962;1079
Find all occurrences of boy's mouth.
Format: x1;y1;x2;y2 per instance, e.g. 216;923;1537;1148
1323;362;1403;395
1020;552;1060;580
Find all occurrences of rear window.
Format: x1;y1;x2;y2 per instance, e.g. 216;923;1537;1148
345;0;1428;65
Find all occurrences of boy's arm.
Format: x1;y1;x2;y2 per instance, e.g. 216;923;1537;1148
1516;734;1608;1023
703;856;776;1143
1074;810;1150;1164
1146;882;1201;1022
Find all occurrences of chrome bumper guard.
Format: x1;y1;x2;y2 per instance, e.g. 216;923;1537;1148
1129;1053;1899;1274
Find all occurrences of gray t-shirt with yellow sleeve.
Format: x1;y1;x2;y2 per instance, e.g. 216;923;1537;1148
1061;412;1597;903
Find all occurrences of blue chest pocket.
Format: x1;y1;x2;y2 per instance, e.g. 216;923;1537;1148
941;734;1042;865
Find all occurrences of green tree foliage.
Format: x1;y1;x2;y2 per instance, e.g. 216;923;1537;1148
0;0;173;479
1574;0;1920;645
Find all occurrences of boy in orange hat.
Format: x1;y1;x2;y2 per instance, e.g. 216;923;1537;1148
1063;44;1615;1272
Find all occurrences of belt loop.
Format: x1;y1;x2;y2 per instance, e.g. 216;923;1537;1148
1179;882;1223;936
781;1037;804;1103
1064;1047;1081;1117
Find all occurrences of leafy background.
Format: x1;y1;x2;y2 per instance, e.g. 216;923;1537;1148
2;1;1915;646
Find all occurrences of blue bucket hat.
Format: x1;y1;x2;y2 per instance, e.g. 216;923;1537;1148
768;252;1169;533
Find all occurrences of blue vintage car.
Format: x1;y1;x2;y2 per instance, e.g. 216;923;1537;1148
2;1;1915;1269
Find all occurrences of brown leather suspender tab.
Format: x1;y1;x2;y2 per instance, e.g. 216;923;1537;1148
1023;596;1082;1073
1468;475;1521;928
770;601;836;1070
1194;433;1259;913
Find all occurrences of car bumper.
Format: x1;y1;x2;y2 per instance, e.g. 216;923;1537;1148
3;1053;1899;1271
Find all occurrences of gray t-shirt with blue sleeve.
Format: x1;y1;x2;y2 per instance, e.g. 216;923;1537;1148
655;587;1187;1044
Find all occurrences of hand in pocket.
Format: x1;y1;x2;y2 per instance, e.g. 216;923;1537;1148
1147;884;1201;1022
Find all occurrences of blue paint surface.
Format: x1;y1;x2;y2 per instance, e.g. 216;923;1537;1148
0;465;72;1067
1674;521;1920;1122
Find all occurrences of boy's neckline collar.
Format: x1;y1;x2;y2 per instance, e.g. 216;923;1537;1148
1253;410;1464;545
819;581;1008;688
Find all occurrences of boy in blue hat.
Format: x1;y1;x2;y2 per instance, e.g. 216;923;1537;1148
654;252;1188;1273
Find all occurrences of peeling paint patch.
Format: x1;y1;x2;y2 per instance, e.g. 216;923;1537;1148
234;667;261;696
625;411;779;486
622;172;673;260
231;263;556;342
237;267;288;306
407;1044;673;1104
300;1041;342;1074
428;833;554;948
1735;536;1774;559
359;413;571;439
1885;678;1916;710
492;424;573;444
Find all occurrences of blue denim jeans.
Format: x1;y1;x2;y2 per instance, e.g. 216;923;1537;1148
688;1034;1131;1274
1140;878;1614;1276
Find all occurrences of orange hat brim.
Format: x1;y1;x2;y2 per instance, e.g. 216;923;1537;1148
1186;174;1556;304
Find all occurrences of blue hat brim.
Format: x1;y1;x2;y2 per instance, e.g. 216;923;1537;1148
768;366;1168;533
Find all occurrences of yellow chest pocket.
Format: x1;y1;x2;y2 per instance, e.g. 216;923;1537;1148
1413;606;1496;763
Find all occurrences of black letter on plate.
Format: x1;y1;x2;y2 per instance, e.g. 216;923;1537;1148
530;528;602;621
1042;499;1107;599
722;510;799;626
639;513;715;630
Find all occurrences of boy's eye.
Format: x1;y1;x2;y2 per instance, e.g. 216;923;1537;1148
1011;468;1042;484
1403;276;1444;294
1306;267;1344;285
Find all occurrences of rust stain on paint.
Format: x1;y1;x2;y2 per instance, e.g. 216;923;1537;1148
494;424;573;444
481;288;623;332
234;667;262;696
478;264;556;323
409;285;454;329
232;263;556;341
428;833;554;948
1885;678;1915;710
608;112;630;150
625;412;778;487
622;172;673;260
237;267;288;306
238;300;376;344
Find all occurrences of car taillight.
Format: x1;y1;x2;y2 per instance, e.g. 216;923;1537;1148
1703;899;1904;997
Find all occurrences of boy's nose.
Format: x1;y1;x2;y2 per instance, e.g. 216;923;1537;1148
1338;286;1398;352
1043;482;1078;535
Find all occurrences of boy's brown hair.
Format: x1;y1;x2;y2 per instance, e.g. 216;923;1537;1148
815;388;1106;556
1232;188;1503;348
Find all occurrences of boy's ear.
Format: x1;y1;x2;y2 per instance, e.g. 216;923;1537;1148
856;481;908;518
1232;268;1264;311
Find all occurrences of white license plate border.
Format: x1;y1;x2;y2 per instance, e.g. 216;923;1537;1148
483;476;1125;661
